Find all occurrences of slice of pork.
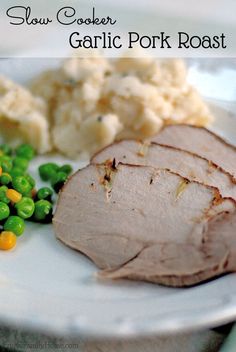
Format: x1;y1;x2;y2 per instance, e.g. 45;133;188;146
101;210;236;287
151;124;236;179
92;140;236;201
53;163;236;287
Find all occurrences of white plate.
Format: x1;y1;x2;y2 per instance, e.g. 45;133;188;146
0;59;236;339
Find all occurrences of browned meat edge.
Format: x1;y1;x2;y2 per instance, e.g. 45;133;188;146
91;139;236;184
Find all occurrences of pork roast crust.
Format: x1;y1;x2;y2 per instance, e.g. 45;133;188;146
151;124;236;180
91;139;236;201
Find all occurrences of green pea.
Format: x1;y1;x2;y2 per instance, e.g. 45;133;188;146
59;164;73;176
23;191;32;199
38;163;59;181
37;187;53;202
25;174;36;188
0;158;13;173
10;167;24;178
4;216;25;236
0;144;12;156
12;176;32;195
15;197;35;219
33;200;53;223
0;155;11;162
0;154;12;161
0;201;10;220
16;144;35;161
51;172;67;193
0;186;10;204
0;173;12;185
13;157;29;172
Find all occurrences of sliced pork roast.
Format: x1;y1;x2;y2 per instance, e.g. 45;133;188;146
92;140;236;201
151;125;236;179
53;163;236;287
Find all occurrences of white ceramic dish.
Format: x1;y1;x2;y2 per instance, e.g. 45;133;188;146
0;59;235;339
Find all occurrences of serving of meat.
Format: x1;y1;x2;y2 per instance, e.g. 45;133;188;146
151;125;236;179
92;140;236;201
53;163;236;287
101;209;236;287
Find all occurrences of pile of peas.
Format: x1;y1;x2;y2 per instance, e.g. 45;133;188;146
0;144;73;251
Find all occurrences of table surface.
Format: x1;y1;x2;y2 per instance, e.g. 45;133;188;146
0;324;234;352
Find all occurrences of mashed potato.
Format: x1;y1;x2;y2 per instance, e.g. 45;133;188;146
30;52;213;158
0;75;51;153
